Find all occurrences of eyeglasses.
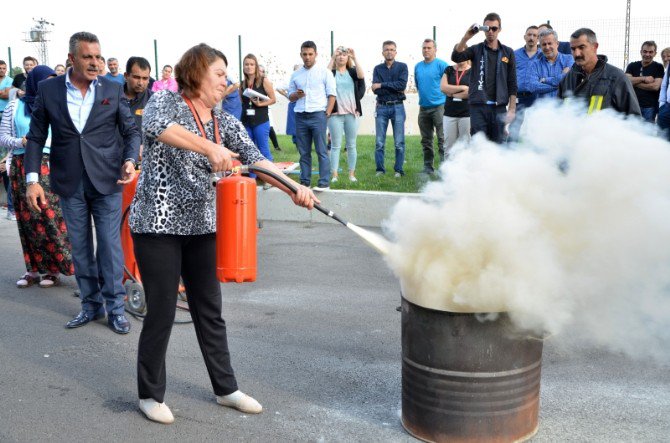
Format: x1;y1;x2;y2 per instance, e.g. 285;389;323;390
487;26;500;32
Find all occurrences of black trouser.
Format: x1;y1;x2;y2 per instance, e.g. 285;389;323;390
133;232;238;402
470;104;507;144
269;126;280;149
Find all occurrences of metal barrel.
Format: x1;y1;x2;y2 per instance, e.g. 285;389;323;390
401;297;543;443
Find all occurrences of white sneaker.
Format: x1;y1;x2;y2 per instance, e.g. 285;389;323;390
394;172;402;178
312;185;329;192
331;176;338;183
375;171;384;177
216;390;263;414
349;176;358;182
139;399;175;424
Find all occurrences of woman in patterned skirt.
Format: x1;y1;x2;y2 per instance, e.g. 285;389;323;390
0;65;74;288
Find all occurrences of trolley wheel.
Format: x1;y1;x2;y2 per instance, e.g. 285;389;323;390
125;281;147;315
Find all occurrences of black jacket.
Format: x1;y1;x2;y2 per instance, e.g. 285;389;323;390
452;40;517;106
558;55;641;116
25;75;140;197
331;66;366;116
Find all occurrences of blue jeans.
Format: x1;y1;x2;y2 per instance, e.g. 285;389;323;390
658;104;670;141
245;120;272;161
375;104;406;174
640;106;658;124
508;95;535;143
327;114;359;175
295;111;330;187
59;172;125;316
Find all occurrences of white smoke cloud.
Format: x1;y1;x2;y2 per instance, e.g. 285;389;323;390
384;101;670;362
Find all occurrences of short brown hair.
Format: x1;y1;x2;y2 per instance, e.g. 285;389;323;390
175;43;227;96
484;12;501;27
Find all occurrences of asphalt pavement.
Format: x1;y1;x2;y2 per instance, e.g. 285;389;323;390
0;211;668;442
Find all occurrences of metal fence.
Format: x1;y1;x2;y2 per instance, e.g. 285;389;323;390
552;17;670;69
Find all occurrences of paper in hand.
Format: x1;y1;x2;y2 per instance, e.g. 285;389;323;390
243;88;270;102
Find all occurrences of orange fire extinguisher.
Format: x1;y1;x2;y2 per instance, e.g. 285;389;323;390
216;169;258;283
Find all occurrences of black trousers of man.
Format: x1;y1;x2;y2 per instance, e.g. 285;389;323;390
470;104;508;144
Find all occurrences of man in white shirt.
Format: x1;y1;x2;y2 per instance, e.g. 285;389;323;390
288;41;336;191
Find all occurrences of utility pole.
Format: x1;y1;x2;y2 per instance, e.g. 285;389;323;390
24;17;54;66
623;0;631;69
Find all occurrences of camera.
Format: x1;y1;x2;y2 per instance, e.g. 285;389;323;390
472;24;490;33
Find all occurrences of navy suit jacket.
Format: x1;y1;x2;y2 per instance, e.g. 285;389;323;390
25;75;140;197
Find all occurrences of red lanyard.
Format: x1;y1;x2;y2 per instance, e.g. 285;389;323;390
454;68;467;86
182;94;221;145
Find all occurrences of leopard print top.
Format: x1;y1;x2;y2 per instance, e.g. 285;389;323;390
129;90;265;235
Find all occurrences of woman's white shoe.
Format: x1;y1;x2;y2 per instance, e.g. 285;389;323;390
216;390;263;414
139;399;175;424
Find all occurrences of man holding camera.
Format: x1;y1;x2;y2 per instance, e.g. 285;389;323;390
452;12;517;144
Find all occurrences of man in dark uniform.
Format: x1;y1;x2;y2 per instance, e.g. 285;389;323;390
558;28;640;116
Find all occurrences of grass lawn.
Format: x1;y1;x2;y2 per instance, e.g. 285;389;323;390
268;135;442;194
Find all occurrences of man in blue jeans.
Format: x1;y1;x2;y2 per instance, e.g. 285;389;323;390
372;40;408;178
288;41;336;191
625;41;664;123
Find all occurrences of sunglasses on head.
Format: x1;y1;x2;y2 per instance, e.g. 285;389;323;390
487;26;500;32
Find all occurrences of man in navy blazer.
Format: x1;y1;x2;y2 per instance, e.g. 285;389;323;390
25;31;140;334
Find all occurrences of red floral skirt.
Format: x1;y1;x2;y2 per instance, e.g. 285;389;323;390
10;155;74;275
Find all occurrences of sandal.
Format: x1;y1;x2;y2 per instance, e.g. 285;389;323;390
17;274;40;288
39;274;60;288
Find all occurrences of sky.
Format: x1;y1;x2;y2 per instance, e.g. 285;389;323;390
4;0;670;82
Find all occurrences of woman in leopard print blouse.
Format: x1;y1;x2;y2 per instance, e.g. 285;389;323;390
129;43;318;425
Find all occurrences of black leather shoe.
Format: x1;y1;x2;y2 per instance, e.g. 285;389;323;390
66;310;105;329
108;314;131;334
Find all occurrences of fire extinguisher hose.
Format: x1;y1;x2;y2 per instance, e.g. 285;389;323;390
245;165;349;226
239;165;391;255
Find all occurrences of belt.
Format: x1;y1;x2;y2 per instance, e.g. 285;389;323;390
377;100;404;106
517;91;534;98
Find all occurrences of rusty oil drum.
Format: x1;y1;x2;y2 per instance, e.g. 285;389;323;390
401;297;543;443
